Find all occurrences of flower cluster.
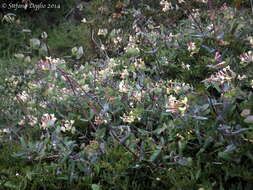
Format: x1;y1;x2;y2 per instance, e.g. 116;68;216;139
202;66;236;84
240;51;253;64
121;111;141;123
40;113;57;130
37;57;65;71
160;0;174;12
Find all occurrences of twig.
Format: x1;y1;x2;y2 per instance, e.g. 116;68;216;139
109;127;140;159
57;68;77;95
65;8;75;19
250;0;253;15
180;3;204;35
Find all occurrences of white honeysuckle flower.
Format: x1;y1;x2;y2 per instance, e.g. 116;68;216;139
24;56;31;63
160;0;173;12
132;91;142;101
101;44;106;50
94;116;108;125
241;109;251;117
14;53;25;60
82;84;90;92
41;31;48;39
107;58;118;68
244;115;253;124
61;120;75;133
97;28;108;36
17;91;29;102
81;18;87;23
119;81;130;93
22;29;31;33
28;115;38;126
247;36;253;47
18;118;25;126
120;69;129;79
187;42;196;51
121;112;135;123
237;74;247;80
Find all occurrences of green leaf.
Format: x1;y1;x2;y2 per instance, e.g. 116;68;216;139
94;127;106;138
4;181;18;189
218;152;231;161
149;148;161;162
196;169;201;180
91;184;101;190
57;176;68;180
125;48;140;57
153;124;168;135
138;128;150;135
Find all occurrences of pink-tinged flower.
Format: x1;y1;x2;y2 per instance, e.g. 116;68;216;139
165;95;180;113
202;66;236;84
240;51;253;63
187;42;196;51
94;116;108;126
215;52;221;61
221;3;228;10
16;91;29;102
40;113;57;129
36;57;64;71
37;60;48;70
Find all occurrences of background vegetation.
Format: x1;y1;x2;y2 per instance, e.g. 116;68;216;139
0;0;253;189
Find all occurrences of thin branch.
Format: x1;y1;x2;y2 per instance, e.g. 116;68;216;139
109;128;140;159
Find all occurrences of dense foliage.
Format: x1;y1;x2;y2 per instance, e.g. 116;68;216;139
0;0;253;189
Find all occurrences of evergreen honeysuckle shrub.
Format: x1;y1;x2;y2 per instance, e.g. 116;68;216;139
1;1;253;189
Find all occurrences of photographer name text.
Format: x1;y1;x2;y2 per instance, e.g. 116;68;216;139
1;2;61;11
